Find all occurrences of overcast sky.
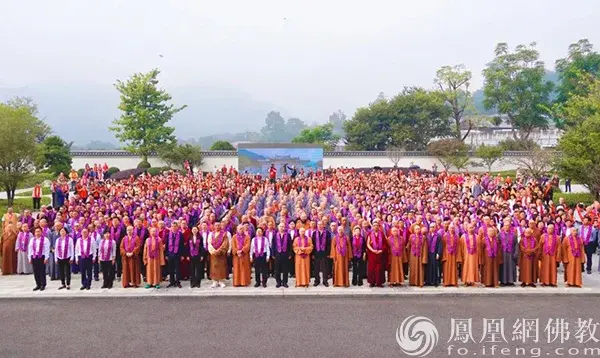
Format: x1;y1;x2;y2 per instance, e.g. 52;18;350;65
1;0;600;126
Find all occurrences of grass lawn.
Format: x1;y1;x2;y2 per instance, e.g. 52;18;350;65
17;187;52;197
16;172;56;189
488;170;517;178
552;192;596;206
0;197;51;218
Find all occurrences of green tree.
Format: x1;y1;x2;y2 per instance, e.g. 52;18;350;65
39;135;73;176
210;141;235;150
260;111;286;142
344;87;452;151
427;139;470;171
5;96;51;143
111;69;186;162
328;110;347;136
0;104;47;205
555;39;600;105
553;73;600;128
482;42;554;139
474;145;503;172
284;118;307;141
434;64;474;140
292;123;340;150
159;143;203;171
498;138;540;151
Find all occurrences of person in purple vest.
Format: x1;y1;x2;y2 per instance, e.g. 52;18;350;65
98;231;117;289
28;227;50;291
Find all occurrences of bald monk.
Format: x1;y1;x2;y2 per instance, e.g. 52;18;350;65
459;223;480;287
387;227;406;287
330;226;350;287
143;228;165;289
208;223;230;288
519;228;539;287
498;220;518;286
408;225;428;287
2;207;18;233
539;224;561;287
366;221;387;288
231;225;251;287
563;229;585;287
441;224;458;287
1;223;18;274
121;225;142;288
481;227;502;288
293;227;313;287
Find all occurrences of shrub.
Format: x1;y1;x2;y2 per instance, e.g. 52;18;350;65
146;167;163;176
137;160;151;169
106;167;120;178
77;169;85;177
498;138;539;151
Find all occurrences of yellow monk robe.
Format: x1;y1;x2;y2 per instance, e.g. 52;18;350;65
539;233;561;286
143;236;165;286
386;235;406;286
330;235;350;287
293;236;313;287
209;232;230;281
459;233;481;285
231;234;251;287
407;234;428;287
441;232;458;287
2;212;17;232
562;234;585;287
120;235;142;288
518;235;539;285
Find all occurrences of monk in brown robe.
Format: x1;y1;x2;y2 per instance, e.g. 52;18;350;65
330;226;350;287
459;223;480;286
441;224;458;287
143;227;165;289
120;225;141;288
539;224;561;287
519;228;539;287
209;222;230;288
2;207;17;233
1;223;18;275
481;227;502;287
231;225;251;287
407;225;428;287
563;229;585;287
293;227;313;287
387;227;406;286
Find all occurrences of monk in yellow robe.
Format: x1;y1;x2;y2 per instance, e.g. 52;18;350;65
459;223;480;286
330;226;350;287
231;225;251;287
441;223;458;287
293;227;313;287
519;228;539;287
539;224;561;287
1;223;18;275
121;225;141;288
143;227;165;289
2;207;17;233
408;225;428;287
387;227;406;287
563;228;585;287
209;222;230;288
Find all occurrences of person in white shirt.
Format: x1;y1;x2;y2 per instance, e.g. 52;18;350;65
98;231;117;289
250;228;271;288
54;228;74;290
28;227;50;291
75;228;97;290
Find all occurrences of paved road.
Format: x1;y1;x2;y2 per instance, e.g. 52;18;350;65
1;296;599;358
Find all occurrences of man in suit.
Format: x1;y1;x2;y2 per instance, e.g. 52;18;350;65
272;223;292;288
312;220;331;287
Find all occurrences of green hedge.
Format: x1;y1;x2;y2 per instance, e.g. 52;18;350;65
552;192;595;206
106;167;120;177
146;167;163;176
137;160;151;169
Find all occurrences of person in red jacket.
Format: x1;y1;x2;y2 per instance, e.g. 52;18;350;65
32;183;42;210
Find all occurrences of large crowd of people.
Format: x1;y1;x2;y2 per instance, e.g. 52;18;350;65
0;164;597;292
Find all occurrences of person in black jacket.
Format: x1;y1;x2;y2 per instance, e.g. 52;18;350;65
166;222;185;288
272;223;292;288
350;226;366;286
188;226;205;288
312;220;331;287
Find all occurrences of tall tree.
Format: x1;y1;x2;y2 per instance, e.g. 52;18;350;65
39;135;73;176
434;64;474;140
284;117;307;141
553;70;600;129
482;42;554;139
5;96;51;143
328;110;347;136
111;69;186;162
345;88;451;151
260;111;286;142
0;104;47;205
555;39;600;105
292;123;340;151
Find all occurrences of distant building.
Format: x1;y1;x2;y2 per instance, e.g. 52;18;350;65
463;127;562;148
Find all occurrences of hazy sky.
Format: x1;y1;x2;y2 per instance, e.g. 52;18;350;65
2;0;600;127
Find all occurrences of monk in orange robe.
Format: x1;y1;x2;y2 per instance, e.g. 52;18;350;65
1;223;18;275
330;226;350;287
120;225;141;288
293;227;313;287
459;223;480;286
407;225;428;287
441;224;459;287
481;227;502;287
231;225;251;287
387;227;406;286
539;224;561;287
519;228;539;287
563;229;585;287
209;223;230;288
143;227;165;289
